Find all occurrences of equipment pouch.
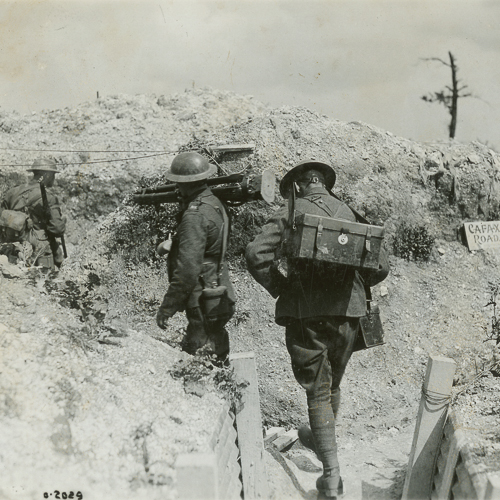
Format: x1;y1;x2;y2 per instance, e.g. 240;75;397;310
353;304;385;352
200;285;229;319
0;210;32;243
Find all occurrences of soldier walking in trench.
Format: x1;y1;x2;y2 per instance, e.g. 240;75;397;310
156;152;236;364
245;160;389;499
1;158;66;270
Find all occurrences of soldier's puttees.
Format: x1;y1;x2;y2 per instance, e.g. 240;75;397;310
155;152;236;365
245;160;390;499
0;158;67;270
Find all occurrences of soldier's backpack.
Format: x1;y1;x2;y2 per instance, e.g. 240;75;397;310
284;184;385;274
284;184;386;350
0;209;33;243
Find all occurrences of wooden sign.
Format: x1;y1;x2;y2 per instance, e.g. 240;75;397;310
463;221;500;250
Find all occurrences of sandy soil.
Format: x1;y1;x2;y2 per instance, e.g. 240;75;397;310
1;89;499;499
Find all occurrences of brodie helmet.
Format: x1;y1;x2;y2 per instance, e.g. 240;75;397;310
165;152;217;183
27;158;60;173
279;160;336;198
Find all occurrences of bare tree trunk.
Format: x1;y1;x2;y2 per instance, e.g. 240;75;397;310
449;51;458;139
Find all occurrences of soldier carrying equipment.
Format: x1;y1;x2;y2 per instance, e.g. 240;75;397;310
245;159;390;499
0;158;67;269
155;152;239;363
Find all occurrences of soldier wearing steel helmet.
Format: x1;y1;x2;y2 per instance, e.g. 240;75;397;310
156;152;236;363
1;158;66;269
245;160;389;499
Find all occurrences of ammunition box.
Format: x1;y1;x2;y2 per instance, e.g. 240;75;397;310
287;213;385;272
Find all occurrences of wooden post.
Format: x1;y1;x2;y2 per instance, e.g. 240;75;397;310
230;352;269;499
485;474;500;500
175;453;218;500
402;355;456;500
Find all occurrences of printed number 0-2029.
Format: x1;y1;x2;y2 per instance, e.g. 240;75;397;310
43;492;83;499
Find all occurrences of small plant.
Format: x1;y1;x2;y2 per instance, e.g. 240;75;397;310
100;204;177;265
232;309;251;326
392;220;435;261
169;355;248;412
484;281;500;347
213;365;249;413
169;356;214;383
481;281;500;378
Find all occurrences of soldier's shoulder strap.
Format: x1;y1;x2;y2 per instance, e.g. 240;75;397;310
197;193;229;278
328;190;370;224
196;194;228;222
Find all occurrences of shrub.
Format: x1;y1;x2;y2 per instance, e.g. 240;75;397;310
392;220;435;261
226;201;275;268
100;203;178;264
169;355;249;412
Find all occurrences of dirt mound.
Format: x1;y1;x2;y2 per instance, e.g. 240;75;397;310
1;89;499;499
198;106;500;239
0;87;268;219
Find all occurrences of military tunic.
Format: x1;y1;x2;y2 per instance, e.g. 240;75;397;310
245;185;389;325
158;187;235;357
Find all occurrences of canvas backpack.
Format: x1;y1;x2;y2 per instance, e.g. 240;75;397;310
0;209;34;243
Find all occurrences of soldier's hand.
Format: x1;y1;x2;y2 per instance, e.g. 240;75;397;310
156;234;172;257
156;309;170;329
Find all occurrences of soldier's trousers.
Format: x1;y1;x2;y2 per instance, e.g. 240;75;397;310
183;305;235;361
285;316;359;471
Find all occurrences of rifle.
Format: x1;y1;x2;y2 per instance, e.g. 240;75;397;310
132;170;276;206
39;180;68;260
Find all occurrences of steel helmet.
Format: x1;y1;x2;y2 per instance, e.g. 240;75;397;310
165;152;217;183
27;158;60;173
279;160;336;198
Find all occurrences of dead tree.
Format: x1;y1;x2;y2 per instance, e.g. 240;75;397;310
421;51;472;139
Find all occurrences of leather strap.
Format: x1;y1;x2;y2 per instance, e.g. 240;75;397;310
365;285;373;312
198;196;229;284
328;189;370;224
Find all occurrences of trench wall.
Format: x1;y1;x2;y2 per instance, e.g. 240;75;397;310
431;411;499;500
175;404;243;500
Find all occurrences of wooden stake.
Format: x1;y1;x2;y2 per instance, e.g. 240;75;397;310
230;352;269;499
402;355;456;500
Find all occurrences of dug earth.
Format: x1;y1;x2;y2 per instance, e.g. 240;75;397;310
0;88;499;499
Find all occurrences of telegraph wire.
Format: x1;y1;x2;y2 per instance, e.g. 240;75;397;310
0;152;172;168
0;146;222;168
0;147;178;154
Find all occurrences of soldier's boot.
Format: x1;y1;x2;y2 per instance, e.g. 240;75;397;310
316;469;344;499
36;254;55;270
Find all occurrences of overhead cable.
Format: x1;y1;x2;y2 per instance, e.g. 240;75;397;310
0;152;170;168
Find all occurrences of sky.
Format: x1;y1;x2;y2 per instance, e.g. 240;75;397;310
0;0;499;148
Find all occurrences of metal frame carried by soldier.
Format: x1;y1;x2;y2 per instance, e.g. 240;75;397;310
0;158;67;270
245;160;390;499
155;152;236;364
